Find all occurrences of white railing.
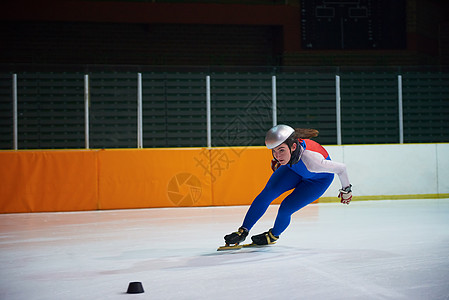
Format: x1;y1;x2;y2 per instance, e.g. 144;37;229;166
7;72;412;149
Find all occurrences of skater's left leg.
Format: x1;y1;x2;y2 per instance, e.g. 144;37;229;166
271;174;334;237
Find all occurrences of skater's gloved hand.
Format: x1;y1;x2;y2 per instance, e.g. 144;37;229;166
338;184;352;205
271;159;281;172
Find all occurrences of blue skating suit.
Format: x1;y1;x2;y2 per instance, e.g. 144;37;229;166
242;139;349;237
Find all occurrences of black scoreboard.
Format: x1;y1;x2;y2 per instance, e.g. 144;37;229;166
300;0;406;50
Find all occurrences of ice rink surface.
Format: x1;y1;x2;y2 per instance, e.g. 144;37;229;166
1;199;449;300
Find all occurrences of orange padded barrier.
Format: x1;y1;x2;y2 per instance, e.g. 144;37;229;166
0;150;98;213
209;147;290;206
97;148;213;209
0;147;291;213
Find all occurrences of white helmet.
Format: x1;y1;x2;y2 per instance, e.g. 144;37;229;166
265;125;295;149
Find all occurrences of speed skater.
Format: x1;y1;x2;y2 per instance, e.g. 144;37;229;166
223;124;352;247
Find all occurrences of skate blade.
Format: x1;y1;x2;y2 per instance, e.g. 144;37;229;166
217;244;243;251
242;242;276;248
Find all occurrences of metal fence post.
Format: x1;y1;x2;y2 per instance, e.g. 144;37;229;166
12;74;18;150
272;75;277;126
398;75;404;144
336;75;342;145
206;75;211;148
84;74;90;149
137;73;143;148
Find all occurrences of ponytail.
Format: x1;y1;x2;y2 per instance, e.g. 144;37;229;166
293;128;319;139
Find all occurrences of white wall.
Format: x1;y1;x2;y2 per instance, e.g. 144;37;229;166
322;143;449;198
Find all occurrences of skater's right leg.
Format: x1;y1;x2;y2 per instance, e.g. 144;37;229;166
271;173;334;236
241;166;302;232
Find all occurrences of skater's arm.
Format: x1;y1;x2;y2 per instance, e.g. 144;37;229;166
301;150;350;188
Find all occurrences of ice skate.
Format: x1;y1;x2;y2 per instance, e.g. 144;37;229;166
217;227;248;251
250;229;279;246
